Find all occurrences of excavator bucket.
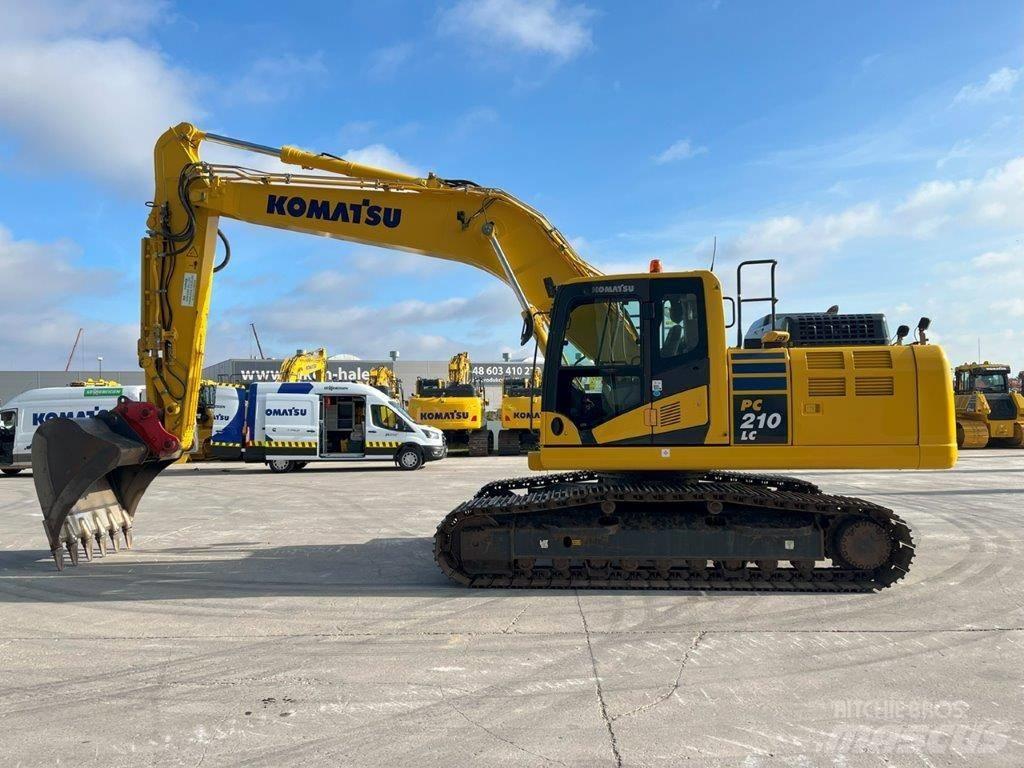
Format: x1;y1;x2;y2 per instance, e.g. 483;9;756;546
31;399;179;570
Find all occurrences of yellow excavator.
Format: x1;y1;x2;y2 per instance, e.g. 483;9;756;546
407;352;490;456
31;123;956;591
953;363;1024;448
368;365;403;400
498;368;542;455
279;347;328;382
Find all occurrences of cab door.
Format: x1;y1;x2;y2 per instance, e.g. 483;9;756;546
647;278;711;444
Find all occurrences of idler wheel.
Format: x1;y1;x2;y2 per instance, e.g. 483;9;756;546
834;519;893;570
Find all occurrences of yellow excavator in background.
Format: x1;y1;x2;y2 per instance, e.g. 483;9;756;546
407;352;490;456
953;362;1024;448
368;365;403;401
279;347;328;382
32;122;955;592
497;367;542;455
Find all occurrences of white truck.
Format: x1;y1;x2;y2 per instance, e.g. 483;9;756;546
1;384;146;475
244;381;446;472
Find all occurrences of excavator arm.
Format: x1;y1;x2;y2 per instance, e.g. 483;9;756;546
279;348;329;382
32;122;599;566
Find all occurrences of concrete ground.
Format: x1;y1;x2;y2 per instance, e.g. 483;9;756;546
0;452;1022;768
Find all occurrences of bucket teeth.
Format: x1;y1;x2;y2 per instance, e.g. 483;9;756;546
51;547;64;571
122;526;133;550
81;536;93;561
66;540;79;567
109;529;120;551
95;532;107;557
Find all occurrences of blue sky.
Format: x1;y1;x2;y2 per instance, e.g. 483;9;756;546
0;0;1021;369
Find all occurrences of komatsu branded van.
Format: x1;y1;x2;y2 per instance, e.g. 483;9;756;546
1;385;146;474
245;381;446;472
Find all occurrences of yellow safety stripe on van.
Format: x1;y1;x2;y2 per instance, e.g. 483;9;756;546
366;441;402;448
250;440;318;448
210;441;242;447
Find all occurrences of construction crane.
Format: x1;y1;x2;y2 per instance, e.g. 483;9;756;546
32;122;956;592
407;352;490;456
279;347;328;382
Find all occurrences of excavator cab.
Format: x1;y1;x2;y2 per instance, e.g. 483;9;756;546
540;273;719;448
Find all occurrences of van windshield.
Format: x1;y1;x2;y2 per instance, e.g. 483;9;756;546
389;399;415;423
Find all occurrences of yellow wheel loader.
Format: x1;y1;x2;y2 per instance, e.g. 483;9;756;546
953;363;1024;448
497;368;542;455
30;123;956;590
407;353;490;456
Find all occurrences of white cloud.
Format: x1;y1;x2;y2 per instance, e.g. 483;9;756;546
0;224;135;368
654;138;708;164
953;66;1021;104
0;0;165;40
344;144;424;177
225;53;327;105
972;247;1019;268
735;202;882;256
368;43;414;79
896;156;1024;233
0;1;201;193
440;0;595;60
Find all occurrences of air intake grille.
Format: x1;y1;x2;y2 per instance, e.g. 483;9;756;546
806;351;846;370
783;313;889;346
855;377;895;396
659;401;682;426
853;350;893;369
809;378;846;397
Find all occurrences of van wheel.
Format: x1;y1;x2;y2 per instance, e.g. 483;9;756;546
396;446;423;471
267;460;295;473
1;468;22;476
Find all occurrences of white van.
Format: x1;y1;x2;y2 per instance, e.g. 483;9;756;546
244;381;446;472
0;384;146;475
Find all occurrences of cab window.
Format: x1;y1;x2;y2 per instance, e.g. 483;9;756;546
658;293;701;359
0;410;14;431
555;298;643;431
971;373;1007;393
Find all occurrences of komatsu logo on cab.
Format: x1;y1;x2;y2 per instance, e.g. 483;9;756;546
420;410;471;420
266;195;402;228
265;407;308;417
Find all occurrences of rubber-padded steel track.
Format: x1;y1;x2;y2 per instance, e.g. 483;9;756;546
434;471;914;591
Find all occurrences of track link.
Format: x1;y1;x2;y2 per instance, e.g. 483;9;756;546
435;471;914;592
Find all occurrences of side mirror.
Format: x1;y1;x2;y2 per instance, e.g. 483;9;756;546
519;312;533;346
895;325;910;344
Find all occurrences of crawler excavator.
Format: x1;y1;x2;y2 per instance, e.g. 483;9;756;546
407;352;490;456
279;347;328;382
368;365;403;401
497;368;542;455
31;123;956;590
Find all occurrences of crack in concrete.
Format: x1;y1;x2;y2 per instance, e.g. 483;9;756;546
576;591;623;768
501;602;532;634
611;630;707;722
440;688;568;766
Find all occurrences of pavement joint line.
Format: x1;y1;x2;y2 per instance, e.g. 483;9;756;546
576;590;623;768
610;629;707;722
0;627;1019;642
500;602;532;634
439;687;569;767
